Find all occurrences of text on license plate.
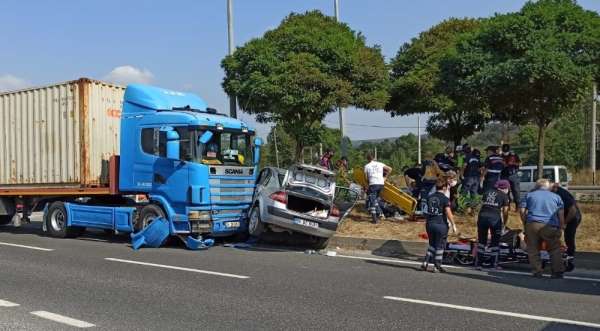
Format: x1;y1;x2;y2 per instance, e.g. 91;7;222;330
293;218;319;228
225;221;240;228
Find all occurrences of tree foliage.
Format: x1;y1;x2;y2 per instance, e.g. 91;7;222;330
222;11;389;161
442;0;600;177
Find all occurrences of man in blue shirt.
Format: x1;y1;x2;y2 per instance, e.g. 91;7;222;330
520;179;565;278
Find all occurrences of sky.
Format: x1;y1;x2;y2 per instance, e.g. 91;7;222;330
1;0;599;140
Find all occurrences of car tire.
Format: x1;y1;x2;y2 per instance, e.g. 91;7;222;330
248;205;265;238
136;204;166;232
45;201;78;238
0;215;12;225
313;237;330;250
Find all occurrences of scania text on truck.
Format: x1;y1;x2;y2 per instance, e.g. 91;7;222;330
0;78;261;243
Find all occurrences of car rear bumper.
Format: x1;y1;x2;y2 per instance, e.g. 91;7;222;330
263;205;337;238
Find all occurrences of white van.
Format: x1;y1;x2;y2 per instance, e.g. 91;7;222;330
518;165;571;193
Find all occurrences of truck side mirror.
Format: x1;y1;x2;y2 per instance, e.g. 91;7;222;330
159;127;180;160
199;131;213;144
253;137;263;165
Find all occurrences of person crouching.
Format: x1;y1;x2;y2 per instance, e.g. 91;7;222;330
420;178;458;273
474;180;510;270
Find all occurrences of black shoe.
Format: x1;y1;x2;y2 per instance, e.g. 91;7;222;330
565;257;575;272
551;272;564;279
419;264;428;272
434;265;447;273
532;272;543;278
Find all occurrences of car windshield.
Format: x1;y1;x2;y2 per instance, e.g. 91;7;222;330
192;129;253;166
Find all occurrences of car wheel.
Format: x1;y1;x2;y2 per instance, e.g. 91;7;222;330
136;204;166;232
313;237;330;250
45;201;78;238
0;215;12;225
248;205;264;237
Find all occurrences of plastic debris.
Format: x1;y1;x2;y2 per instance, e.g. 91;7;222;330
131;217;170;250
304;249;317;255
325;251;337;257
184;236;215;250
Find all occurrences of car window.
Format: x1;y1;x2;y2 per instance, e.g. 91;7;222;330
518;169;531;183
559;168;568;182
533;169;556;182
257;169;270;186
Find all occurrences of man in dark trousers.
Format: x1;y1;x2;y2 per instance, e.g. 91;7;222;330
551;183;582;272
482;146;504;193
461;148;482;197
474;180;510;270
501;144;522;211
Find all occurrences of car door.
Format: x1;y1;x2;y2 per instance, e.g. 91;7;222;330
333;186;359;221
253;168;271;201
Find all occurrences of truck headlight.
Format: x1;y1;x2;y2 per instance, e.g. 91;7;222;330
188;210;211;221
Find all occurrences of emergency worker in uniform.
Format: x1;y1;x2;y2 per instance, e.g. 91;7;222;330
501;144;522;211
462;148;482;197
482;146;505;192
474;180;510;269
420;178;457;273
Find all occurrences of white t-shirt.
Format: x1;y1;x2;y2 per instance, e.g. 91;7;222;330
364;161;386;186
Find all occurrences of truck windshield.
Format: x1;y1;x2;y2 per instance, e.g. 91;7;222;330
194;130;253;166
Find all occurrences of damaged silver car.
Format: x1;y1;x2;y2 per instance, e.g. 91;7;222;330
248;164;358;249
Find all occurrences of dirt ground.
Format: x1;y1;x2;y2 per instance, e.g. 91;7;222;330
338;202;600;252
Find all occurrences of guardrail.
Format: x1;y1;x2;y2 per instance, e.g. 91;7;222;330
569;186;600;202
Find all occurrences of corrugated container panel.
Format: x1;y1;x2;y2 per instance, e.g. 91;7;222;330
0;78;125;188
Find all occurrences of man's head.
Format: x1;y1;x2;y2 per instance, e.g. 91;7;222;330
486;145;498;155
551;182;561;192
366;153;374;162
502;144;510;153
325;149;334;158
472;149;481;158
463;144;472;154
495;179;511;194
535;178;551;191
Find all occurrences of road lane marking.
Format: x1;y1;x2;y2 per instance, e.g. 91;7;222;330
335;254;600;282
30;311;95;328
383;296;600;329
0;241;54;252
0;299;19;307
105;258;250;279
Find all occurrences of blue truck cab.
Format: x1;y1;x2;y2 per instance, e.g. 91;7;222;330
42;84;261;243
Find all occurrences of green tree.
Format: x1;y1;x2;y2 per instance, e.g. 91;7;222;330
444;0;600;177
222;11;389;161
265;124;296;169
387;18;484;146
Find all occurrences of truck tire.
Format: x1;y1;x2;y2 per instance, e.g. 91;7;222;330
313;237;330;250
45;201;78;238
0;197;16;225
136;204;166;232
248;205;265;238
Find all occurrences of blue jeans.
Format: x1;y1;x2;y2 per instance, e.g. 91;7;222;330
367;185;384;216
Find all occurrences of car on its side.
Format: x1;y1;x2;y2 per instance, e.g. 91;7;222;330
248;164;358;249
518;165;571;193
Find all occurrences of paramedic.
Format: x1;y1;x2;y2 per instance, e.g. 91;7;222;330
501;144;522;211
474;180;510;269
364;154;392;224
482;146;504;192
520;179;565;278
551;183;582;272
420;178;457;273
461;148;482;197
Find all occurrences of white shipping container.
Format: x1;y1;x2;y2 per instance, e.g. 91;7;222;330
0;78;125;189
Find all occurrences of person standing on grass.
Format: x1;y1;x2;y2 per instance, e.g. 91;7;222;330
461;148;482;198
551;183;582;272
420;178;458;273
501;144;522;211
474;180;510;270
482;146;505;192
520;179;565;279
363;153;392;224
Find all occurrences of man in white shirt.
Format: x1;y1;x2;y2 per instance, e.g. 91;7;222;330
364;154;392;224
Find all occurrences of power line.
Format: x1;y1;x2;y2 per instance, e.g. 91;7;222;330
323;120;420;129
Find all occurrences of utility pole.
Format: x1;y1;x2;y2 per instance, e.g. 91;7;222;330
592;82;597;184
417;114;422;164
227;0;237;118
273;126;280;168
374;147;378;160
334;0;347;158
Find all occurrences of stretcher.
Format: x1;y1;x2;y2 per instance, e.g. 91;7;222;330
352;167;418;216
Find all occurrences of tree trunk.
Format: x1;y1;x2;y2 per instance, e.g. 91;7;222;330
537;124;546;180
295;139;304;163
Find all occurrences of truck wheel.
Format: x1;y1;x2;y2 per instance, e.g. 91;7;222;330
313;237;330;250
248;205;264;237
45;202;77;238
0;197;16;225
136;204;166;232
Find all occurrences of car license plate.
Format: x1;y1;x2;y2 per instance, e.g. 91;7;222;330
294;218;319;228
224;221;240;228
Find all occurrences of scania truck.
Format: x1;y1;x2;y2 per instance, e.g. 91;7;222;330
0;78;261;243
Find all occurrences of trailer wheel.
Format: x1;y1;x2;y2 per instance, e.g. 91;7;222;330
248;205;264;238
136;204;166;232
45;202;77;238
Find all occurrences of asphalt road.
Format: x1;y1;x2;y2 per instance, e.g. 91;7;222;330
1;214;600;330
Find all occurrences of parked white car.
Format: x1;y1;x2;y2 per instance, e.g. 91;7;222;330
518;165;571;193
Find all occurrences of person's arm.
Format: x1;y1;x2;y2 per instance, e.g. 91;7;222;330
565;205;577;224
383;165;393;177
446;206;457;234
558;208;565;230
502;206;509;227
519;208;527;229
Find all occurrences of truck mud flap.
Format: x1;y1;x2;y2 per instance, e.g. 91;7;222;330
130;217;170;250
181;235;215;250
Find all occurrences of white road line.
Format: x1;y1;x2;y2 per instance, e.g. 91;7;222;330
105;258;250;279
0;299;19;307
383;296;600;329
30;311;95;328
0;241;54;252
335;254;600;282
